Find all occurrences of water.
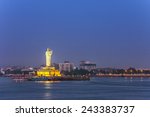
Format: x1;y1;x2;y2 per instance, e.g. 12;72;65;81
0;77;150;100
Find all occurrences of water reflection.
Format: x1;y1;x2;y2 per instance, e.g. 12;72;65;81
35;81;60;89
44;92;51;99
140;77;143;82
35;81;60;99
130;77;133;82
36;81;60;84
1;77;150;99
13;79;25;83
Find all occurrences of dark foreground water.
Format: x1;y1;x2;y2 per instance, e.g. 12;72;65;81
0;77;150;100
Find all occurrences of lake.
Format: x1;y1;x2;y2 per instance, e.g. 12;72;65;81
0;77;150;100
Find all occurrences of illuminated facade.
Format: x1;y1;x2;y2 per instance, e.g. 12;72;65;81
37;48;61;77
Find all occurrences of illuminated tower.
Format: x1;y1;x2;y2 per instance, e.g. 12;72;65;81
45;48;52;67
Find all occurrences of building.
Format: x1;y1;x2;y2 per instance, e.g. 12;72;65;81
0;68;5;75
80;61;96;71
37;48;61;77
52;63;59;70
59;61;74;72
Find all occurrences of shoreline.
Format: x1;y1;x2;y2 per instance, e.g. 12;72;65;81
28;76;90;81
1;74;150;79
95;74;150;77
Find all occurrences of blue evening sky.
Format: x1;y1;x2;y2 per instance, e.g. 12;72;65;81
0;0;150;68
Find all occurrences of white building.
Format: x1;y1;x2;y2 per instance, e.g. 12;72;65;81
0;68;5;74
59;61;74;72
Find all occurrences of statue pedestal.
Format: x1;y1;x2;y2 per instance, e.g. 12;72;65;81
37;67;61;77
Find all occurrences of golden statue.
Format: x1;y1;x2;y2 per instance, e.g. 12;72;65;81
37;48;61;77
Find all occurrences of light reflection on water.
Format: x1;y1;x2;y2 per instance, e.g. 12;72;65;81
35;81;60;99
0;77;150;100
44;83;51;90
44;92;51;99
35;81;60;89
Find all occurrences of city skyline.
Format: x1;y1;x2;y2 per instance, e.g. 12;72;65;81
1;0;150;68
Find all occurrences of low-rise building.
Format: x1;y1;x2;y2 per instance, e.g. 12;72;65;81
59;61;74;72
80;61;96;71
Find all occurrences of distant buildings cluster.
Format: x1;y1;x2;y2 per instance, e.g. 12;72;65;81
1;60;150;76
0;60;96;76
0;66;36;76
57;60;96;72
